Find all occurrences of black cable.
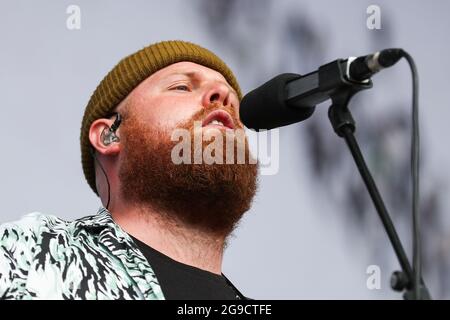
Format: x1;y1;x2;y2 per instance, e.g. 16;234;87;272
89;113;121;211
90;149;112;210
402;50;421;299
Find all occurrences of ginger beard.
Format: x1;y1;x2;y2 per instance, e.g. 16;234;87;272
118;102;258;237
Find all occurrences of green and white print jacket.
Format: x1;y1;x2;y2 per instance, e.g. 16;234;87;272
0;207;165;300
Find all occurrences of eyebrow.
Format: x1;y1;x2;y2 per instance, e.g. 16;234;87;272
167;71;201;80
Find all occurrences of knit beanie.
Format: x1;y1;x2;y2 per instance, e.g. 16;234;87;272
80;40;242;195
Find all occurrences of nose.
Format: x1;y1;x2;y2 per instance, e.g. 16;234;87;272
202;81;231;108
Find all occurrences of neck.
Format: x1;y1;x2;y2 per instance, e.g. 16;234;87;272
110;202;226;275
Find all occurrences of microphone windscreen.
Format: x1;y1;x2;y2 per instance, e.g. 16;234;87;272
240;73;315;130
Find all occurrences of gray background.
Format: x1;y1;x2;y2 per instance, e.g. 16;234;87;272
1;0;449;299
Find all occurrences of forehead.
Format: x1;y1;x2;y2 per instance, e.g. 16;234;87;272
147;61;230;84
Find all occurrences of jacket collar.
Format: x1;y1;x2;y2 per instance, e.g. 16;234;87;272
75;207;116;231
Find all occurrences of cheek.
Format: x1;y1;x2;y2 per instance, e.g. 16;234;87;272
139;95;202;129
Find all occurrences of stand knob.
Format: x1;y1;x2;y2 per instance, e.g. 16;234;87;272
390;271;409;291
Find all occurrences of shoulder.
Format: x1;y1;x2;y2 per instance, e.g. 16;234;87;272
0;212;72;264
0;211;105;256
0;213;55;297
0;212;67;248
0;213;76;299
1;212;75;241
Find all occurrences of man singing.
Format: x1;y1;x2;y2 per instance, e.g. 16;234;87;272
0;40;258;299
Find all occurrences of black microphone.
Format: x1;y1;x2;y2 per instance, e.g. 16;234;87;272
240;48;404;130
240;73;315;131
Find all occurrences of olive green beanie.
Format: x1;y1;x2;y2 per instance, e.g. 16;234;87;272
80;40;242;195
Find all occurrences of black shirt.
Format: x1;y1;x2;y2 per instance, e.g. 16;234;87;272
130;236;245;300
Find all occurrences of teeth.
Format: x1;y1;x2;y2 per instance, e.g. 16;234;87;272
211;120;224;126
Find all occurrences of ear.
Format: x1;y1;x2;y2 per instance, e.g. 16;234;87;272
89;118;121;156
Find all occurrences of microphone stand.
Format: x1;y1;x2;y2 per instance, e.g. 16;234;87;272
320;60;431;299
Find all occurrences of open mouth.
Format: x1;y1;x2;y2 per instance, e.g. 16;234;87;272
201;110;235;130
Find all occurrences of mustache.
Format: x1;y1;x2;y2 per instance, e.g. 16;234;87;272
181;102;243;130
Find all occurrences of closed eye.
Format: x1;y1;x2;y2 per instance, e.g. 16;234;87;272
170;84;190;92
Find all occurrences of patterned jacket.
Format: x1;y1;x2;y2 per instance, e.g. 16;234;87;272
0;207;165;299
